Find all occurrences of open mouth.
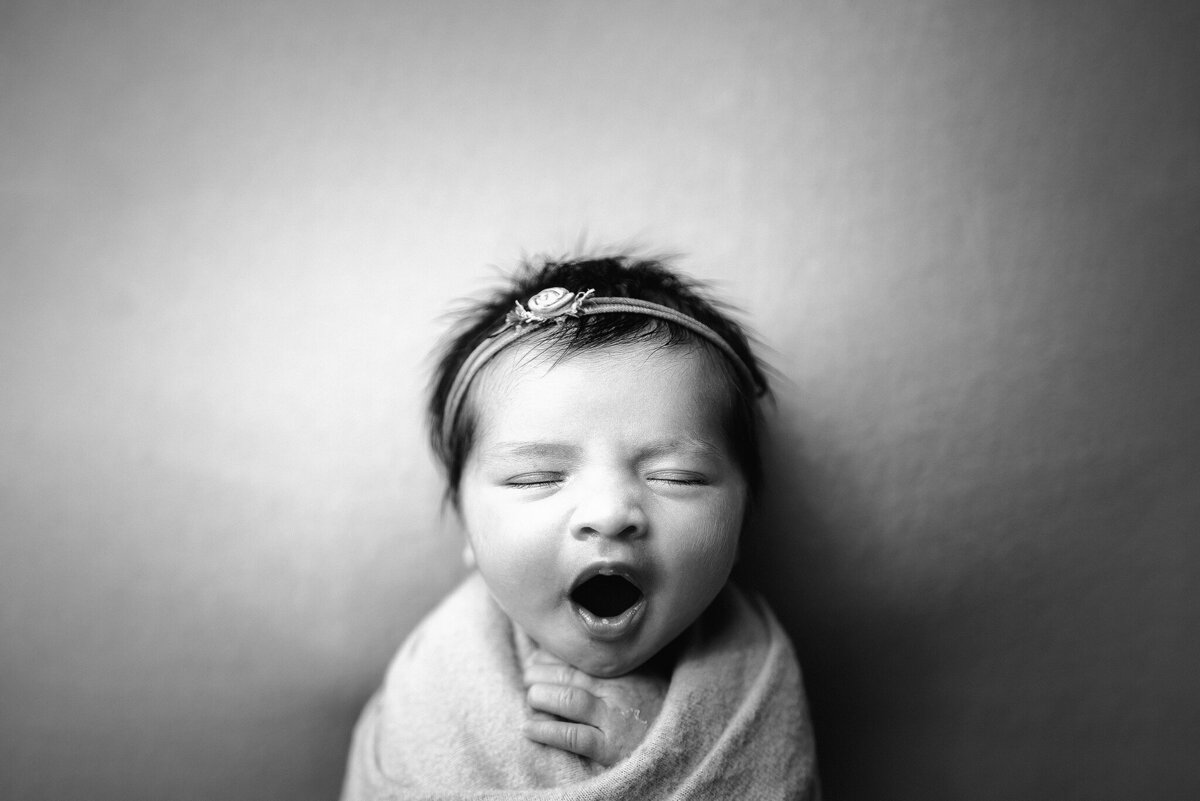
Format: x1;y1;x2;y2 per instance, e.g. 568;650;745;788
571;573;644;619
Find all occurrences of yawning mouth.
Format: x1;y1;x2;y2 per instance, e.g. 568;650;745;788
571;573;644;618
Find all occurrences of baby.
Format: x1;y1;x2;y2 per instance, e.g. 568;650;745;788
341;255;819;800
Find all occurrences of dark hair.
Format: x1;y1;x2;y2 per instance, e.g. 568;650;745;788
427;254;771;507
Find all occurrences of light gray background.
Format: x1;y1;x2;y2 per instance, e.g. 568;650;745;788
3;2;1197;799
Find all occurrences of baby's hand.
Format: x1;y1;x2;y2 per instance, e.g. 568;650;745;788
521;652;667;767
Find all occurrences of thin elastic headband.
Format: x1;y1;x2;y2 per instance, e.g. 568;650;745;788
441;287;761;444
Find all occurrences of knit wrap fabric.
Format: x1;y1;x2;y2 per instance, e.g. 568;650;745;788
340;572;820;801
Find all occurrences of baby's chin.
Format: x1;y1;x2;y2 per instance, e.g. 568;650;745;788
520;631;648;677
532;635;681;679
577;657;646;679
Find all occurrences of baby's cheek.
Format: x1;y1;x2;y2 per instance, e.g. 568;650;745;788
475;537;555;591
697;498;743;545
675;518;740;588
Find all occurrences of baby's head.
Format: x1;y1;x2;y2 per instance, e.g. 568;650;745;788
428;255;769;677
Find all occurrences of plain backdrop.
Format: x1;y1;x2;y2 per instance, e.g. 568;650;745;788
2;2;1198;799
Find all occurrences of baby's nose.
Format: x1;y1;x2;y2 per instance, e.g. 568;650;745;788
568;476;648;540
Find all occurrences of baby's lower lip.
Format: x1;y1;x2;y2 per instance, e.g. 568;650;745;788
571;597;645;641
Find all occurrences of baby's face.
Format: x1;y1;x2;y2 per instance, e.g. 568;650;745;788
458;341;746;677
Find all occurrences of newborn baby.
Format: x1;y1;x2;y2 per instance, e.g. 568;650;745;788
341;255;820;800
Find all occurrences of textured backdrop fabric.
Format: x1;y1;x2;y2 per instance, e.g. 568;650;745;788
340;572;819;800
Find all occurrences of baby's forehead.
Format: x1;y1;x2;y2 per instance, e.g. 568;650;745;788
466;338;734;436
476;336;726;397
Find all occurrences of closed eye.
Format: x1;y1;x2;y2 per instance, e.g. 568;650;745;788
646;472;708;486
504;472;564;489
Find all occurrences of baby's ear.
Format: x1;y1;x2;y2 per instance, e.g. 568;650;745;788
462;540;476;570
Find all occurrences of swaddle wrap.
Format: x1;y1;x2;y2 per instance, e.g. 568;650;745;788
341;572;819;800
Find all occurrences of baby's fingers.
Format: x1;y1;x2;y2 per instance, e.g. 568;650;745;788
526;683;600;725
522;719;607;764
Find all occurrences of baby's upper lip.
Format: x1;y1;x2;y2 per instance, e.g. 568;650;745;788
569;561;645;595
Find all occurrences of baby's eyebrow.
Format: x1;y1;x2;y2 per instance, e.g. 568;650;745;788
636;437;724;461
480;442;582;461
478;438;723;463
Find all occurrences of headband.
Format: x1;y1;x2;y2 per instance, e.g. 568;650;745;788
441;287;761;444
